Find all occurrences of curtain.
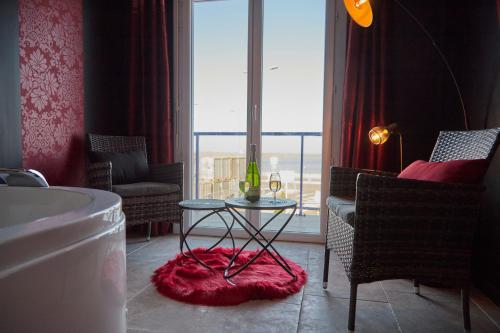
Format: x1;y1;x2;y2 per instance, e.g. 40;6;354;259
497;0;500;27
129;0;173;165
340;1;395;171
129;0;174;235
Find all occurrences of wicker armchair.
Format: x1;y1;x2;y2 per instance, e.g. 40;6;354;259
323;128;500;332
87;134;183;241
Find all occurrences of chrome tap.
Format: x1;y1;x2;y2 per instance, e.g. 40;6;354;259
0;168;49;187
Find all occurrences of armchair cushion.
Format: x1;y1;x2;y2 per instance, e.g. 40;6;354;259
112;182;180;198
327;195;356;227
89;150;149;185
398;159;488;184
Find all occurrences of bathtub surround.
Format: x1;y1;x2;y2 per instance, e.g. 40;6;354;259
19;0;85;186
0;187;126;332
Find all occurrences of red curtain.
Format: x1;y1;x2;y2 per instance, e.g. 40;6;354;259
340;1;394;171
497;0;500;27
129;0;174;235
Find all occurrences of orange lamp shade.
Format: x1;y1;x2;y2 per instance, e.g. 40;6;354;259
369;126;390;145
343;0;373;28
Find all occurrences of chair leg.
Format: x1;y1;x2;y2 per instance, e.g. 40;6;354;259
179;218;184;251
146;222;152;242
462;288;471;332
414;279;420;295
322;246;330;289
348;283;358;332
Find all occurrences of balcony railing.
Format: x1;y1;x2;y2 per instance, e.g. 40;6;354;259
193;131;322;215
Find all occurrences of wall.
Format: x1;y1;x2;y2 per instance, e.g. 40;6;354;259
451;0;500;305
19;0;85;186
381;0;500;304
0;0;22;168
383;1;451;170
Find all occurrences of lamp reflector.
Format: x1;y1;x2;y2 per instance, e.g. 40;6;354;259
369;126;390;145
343;0;373;28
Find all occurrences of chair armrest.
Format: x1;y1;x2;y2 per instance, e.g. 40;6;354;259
149;162;183;189
87;161;112;191
329;166;397;197
350;173;483;284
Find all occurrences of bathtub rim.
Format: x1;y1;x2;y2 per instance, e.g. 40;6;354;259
0;186;123;245
0;187;124;278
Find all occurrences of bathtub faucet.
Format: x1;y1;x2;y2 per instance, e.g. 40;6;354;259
0;168;49;187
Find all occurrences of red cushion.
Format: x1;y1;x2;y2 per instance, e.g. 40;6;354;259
398;159;488;184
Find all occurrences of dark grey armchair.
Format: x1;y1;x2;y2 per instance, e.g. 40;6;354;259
87;134;183;241
323;128;500;332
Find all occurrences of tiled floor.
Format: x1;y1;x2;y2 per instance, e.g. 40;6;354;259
192;210;321;234
126;234;500;333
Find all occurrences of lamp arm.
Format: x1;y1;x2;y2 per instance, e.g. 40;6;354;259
392;0;469;130
397;132;403;172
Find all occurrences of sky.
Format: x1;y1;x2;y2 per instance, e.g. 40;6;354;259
193;0;326;155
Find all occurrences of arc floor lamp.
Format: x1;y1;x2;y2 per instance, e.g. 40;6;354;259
344;0;471;171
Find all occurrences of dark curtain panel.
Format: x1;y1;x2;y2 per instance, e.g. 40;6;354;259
129;0;174;235
497;0;500;27
129;0;173;164
340;1;395;171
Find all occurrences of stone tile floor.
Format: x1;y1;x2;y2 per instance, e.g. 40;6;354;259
126;234;500;333
192;210;322;234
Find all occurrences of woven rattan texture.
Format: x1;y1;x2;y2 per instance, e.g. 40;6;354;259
430;128;500;162
88;161;112;191
326;210;354;280
88;134;147;155
149;163;183;190
122;194;182;226
329;166;397;198
324;127;500;286
349;174;481;286
87;134;183;228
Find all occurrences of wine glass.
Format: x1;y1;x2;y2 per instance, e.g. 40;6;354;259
269;172;281;203
239;180;250;199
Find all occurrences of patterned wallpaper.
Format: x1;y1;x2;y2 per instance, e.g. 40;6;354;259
19;0;84;186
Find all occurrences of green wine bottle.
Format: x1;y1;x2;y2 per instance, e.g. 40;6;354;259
244;144;261;202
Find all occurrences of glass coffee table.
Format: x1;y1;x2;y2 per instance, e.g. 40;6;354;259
178;199;235;269
223;197;297;285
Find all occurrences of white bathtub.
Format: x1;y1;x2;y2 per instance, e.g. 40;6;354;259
0;186;126;333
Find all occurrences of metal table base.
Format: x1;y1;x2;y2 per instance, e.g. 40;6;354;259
179;200;235;270
223;198;298;285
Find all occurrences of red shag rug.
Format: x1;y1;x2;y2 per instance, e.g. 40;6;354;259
151;247;307;306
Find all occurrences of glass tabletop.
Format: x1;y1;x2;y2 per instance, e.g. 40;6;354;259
179;199;227;210
224;197;297;210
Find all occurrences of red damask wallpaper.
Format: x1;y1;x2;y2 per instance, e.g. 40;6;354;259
19;0;84;186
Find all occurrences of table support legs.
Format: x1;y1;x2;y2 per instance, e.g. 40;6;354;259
180;209;235;270
224;206;297;285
